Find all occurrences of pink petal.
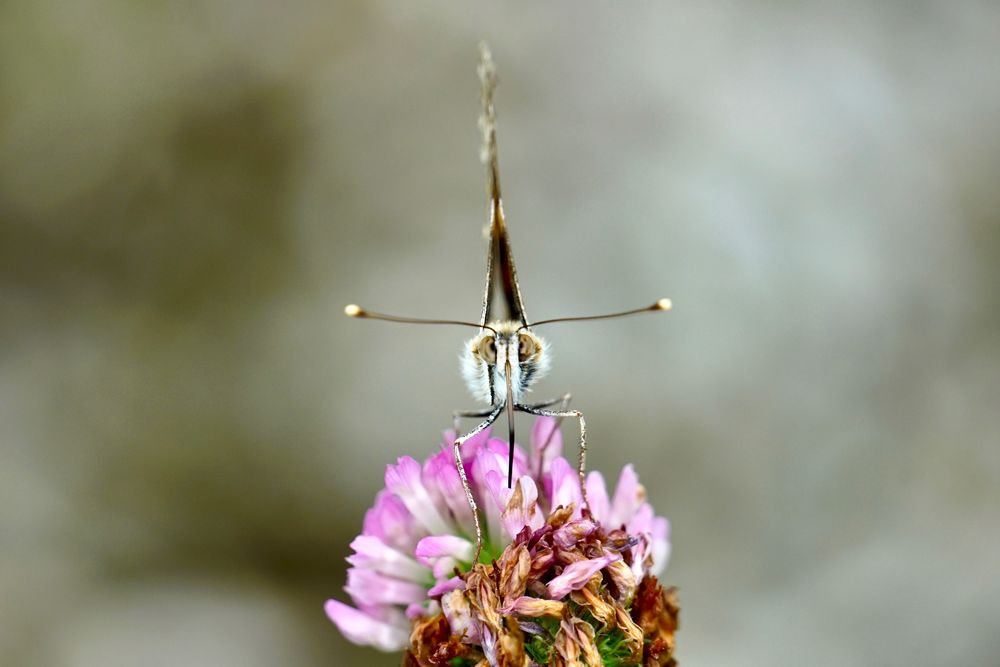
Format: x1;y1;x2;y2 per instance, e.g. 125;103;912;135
423;449;475;528
473;438;527;494
414;535;475;566
584;471;610;523
432;557;458;580
385;456;451;535
363;491;420;552
470;441;503;491
500;475;544;538
546;554;620;600
553;518;598;549
428;576;465;597
530;416;563;476
480;469;508;541
345;568;427;606
443;424;493;465
607;464;646;529
325;599;409;651
548;457;582;516
650;516;671;576
622;502;654;579
628;502;654;537
483;437;529;480
347;535;427;582
420;452;449;520
482;627;498;665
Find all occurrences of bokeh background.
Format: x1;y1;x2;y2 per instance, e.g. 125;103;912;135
2;2;999;665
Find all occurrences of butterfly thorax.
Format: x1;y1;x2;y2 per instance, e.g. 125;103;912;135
462;321;550;406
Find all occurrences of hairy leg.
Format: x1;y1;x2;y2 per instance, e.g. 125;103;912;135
453;405;503;565
452;408;495;441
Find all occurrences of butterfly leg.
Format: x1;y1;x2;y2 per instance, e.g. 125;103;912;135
452;408;495;443
454;405;503;565
515;403;589;512
519;393;572;411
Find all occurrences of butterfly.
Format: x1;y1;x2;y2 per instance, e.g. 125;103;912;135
344;44;671;560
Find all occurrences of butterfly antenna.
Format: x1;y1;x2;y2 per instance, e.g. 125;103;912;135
519;298;672;330
345;305;498;334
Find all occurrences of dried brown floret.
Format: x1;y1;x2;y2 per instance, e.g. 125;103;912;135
403;613;478;667
631;576;680;667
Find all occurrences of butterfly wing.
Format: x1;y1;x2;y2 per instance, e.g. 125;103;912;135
478;53;527;330
480;189;528;327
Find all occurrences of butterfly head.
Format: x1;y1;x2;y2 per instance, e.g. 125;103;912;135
462;321;550;406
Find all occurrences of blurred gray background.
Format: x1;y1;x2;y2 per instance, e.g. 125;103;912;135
2;2;999;665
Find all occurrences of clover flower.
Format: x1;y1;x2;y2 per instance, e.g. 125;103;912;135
325;417;679;666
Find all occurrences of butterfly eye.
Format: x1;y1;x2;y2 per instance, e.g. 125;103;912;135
479;336;497;364
518;333;536;360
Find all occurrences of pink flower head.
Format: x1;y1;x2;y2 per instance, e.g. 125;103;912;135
325;417;672;661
